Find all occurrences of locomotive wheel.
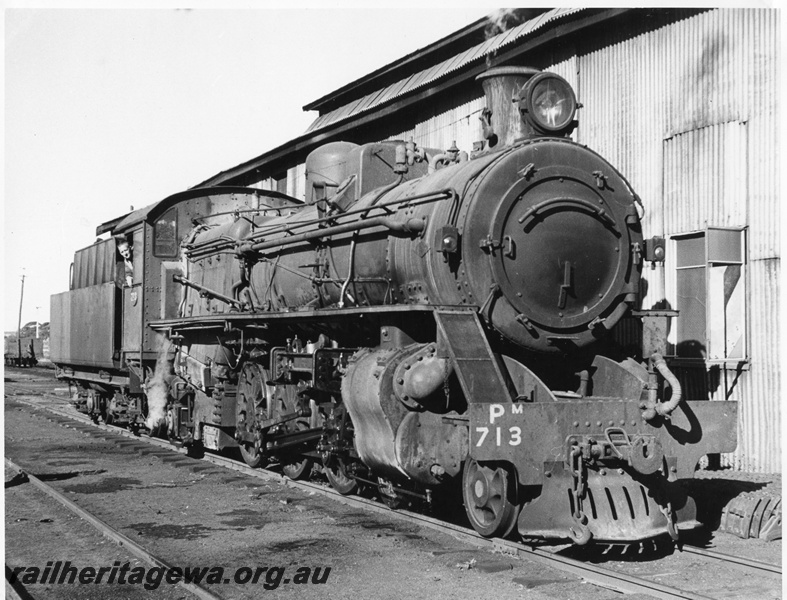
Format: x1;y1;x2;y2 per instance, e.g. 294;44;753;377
324;457;358;495
277;383;314;480
282;429;314;481
149;419;167;438
236;363;268;468
377;477;405;509
321;408;358;495
281;415;314;480
462;459;519;538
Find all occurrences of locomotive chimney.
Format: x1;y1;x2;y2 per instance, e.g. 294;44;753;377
476;66;539;148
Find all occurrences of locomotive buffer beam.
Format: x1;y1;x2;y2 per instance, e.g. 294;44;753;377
433;309;513;404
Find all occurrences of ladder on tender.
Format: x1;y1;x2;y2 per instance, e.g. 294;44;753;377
433;308;512;404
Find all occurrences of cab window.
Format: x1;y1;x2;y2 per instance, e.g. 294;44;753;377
154;208;178;257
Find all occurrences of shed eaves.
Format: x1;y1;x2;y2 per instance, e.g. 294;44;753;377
304;7;582;135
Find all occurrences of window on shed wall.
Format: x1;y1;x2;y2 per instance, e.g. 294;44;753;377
671;228;746;362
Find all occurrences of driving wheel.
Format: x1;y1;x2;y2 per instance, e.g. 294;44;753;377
321;408;358;495
281;420;314;480
279;384;314;480
236;362;268;468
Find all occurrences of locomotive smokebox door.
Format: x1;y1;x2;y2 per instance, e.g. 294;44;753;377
490;172;625;327
465;141;643;353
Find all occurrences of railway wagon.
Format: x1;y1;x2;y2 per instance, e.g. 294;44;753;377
4;336;43;367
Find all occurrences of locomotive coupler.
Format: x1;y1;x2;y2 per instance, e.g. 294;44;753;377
603;428;664;475
568;431;664;477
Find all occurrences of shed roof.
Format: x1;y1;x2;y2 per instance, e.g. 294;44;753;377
302;9;551;114
303;8;581;135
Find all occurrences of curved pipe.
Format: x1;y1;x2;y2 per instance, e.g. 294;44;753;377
641;353;683;420
427;153;450;174
652;354;683;415
367;174;404;208
337;236;357;309
231;261;255;311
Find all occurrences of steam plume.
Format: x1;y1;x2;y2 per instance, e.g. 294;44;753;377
484;8;521;39
145;335;173;431
484;9;527;68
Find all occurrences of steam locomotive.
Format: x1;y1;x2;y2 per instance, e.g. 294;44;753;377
51;67;737;544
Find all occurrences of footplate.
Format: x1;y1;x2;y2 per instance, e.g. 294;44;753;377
518;461;699;543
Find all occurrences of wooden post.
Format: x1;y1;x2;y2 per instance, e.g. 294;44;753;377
17;274;25;366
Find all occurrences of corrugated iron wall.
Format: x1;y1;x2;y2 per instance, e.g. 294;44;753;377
577;9;779;472
385;95;487;154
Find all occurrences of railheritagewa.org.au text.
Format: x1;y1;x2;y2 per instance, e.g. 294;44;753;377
8;562;331;591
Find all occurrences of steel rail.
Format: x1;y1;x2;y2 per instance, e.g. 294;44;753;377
4;571;25;600
4;456;222;600
8;390;780;599
679;545;781;575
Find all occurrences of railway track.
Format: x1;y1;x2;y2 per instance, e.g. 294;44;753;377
5;377;781;599
5;457;221;600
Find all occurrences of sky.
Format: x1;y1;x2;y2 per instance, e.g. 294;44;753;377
3;5;498;331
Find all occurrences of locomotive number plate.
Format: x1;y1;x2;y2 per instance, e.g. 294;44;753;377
202;424;220;451
471;403;525;448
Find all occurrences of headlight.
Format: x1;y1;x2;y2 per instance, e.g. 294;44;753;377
519;73;577;135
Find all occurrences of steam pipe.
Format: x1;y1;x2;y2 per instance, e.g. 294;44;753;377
173;275;243;309
245;188;454;243
427;153;450;174
367;174;405;209
337;235;358;309
242;215;426;254
231;260;255;311
641;353;683;421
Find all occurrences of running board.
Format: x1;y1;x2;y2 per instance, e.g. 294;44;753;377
433;309;512;404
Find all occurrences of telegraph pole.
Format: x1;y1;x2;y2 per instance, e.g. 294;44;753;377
17;274;25;365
